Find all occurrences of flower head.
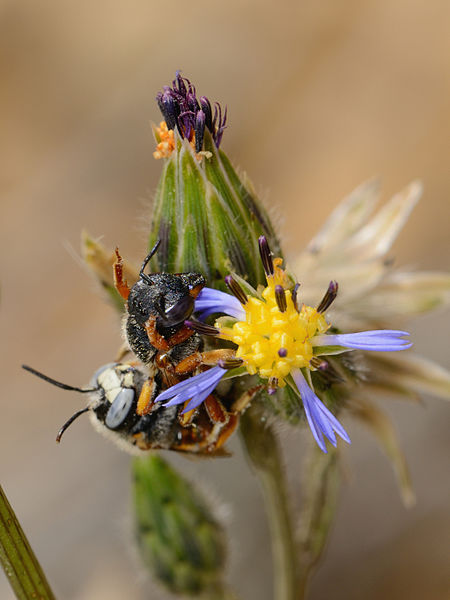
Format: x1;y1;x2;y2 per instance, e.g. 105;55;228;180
157;236;412;452
149;73;281;289
155;71;227;156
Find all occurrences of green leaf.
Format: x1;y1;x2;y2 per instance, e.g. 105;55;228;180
0;485;56;600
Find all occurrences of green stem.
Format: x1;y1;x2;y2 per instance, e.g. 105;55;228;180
0;485;56;600
240;406;298;600
296;447;341;598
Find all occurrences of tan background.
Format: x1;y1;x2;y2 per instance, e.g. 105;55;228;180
1;1;449;599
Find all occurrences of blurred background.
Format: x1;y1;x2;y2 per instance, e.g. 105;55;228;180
1;1;449;599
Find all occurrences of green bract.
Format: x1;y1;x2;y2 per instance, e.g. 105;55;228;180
149;131;281;290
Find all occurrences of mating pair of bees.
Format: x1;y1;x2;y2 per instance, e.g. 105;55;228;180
24;243;250;455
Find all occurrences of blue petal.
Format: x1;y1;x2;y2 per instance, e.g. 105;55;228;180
182;381;219;413
293;369;351;452
195;287;246;320
156;366;226;409
314;330;412;352
315;400;351;444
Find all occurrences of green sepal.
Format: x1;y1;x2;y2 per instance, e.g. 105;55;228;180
220;366;248;381
313;345;350;356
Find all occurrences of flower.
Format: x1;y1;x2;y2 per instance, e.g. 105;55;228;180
156;236;412;452
148;72;281;289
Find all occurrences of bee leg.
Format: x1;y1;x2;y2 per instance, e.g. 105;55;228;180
144;315;170;351
174;349;236;375
204;394;229;424
113;248;131;300
231;385;264;414
136;377;157;415
212;414;240;450
178;402;197;426
166;325;195;348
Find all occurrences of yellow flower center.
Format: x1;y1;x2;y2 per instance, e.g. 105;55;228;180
217;261;329;386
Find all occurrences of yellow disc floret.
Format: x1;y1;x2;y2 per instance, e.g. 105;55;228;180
217;266;329;387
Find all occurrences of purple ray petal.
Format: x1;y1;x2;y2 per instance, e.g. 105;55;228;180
156;366;226;408
313;330;412;352
195;287;246;320
182;381;219;413
292;369;351;452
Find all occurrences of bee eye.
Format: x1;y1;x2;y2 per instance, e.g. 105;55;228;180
105;388;135;429
160;295;194;326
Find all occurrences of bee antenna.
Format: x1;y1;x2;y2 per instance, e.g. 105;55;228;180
22;365;97;393
56;408;90;443
139;239;161;279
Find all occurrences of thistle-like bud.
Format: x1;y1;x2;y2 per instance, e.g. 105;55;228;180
149;72;281;289
132;455;228;596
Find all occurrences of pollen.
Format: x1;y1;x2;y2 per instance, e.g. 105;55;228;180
153;120;202;160
153;121;176;159
217;264;330;387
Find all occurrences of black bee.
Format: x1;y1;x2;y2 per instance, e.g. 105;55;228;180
113;242;233;408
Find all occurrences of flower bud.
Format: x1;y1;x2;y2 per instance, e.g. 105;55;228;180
149;73;281;289
132;455;227;595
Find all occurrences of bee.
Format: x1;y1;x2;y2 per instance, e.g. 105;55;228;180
22;361;253;454
113;241;236;415
23;242;256;454
116;241;206;368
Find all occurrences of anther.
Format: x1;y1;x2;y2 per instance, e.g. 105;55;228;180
194;110;206;153
184;319;219;336
156;90;179;131
258;236;274;276
317;281;339;313
291;283;301;312
224;275;248;305
199;96;213;131
275;285;287;313
310;357;344;383
218;357;244;370
278;348;288;358
310;357;328;370
268;377;278;395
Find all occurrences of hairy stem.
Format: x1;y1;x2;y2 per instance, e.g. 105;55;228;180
297;447;341;597
0;485;56;600
240;406;298;600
